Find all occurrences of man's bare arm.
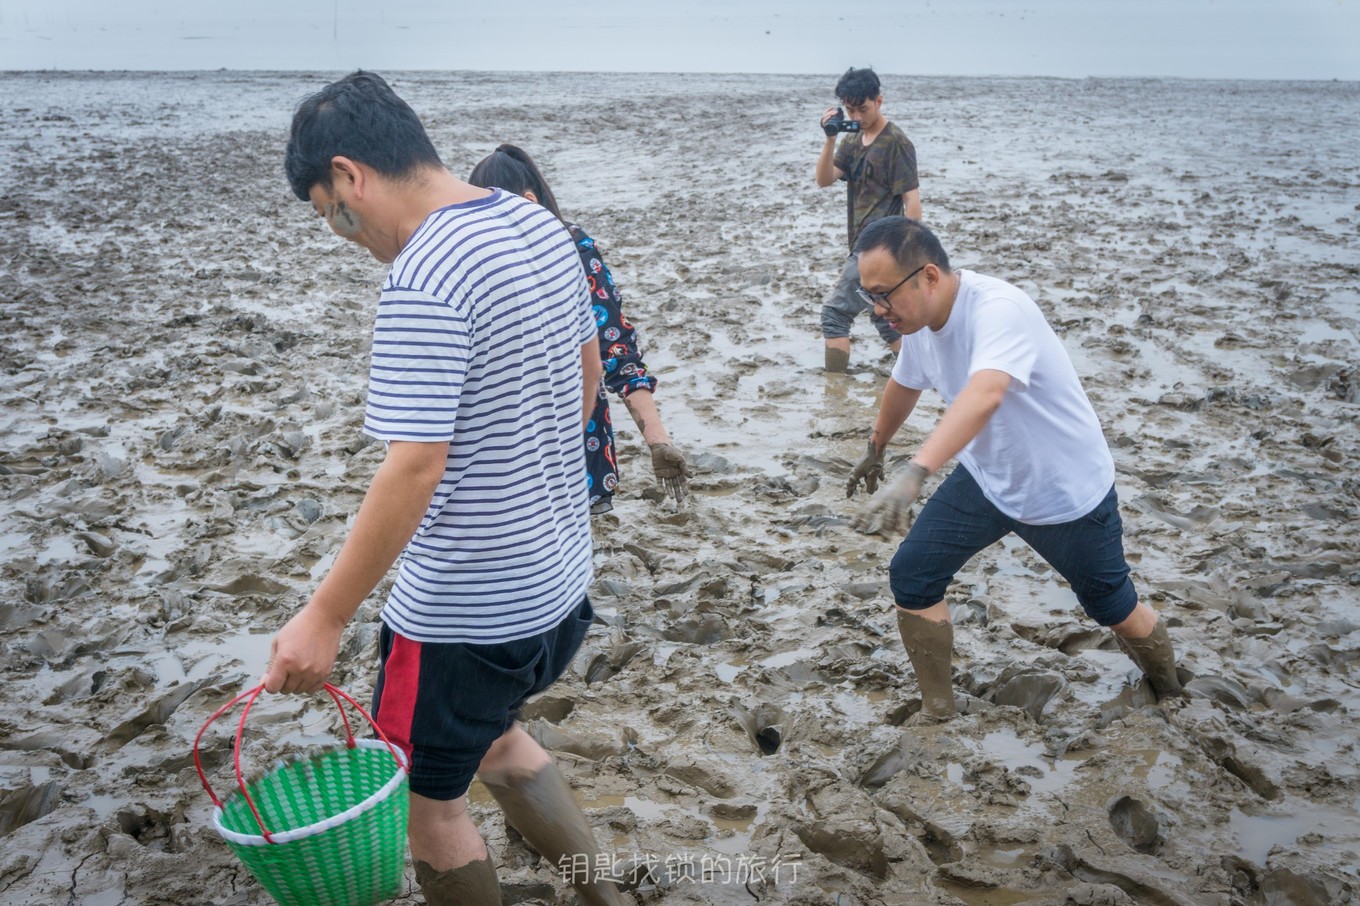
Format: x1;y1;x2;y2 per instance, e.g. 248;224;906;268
264;439;448;693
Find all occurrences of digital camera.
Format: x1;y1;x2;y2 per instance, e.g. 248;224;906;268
822;108;862;136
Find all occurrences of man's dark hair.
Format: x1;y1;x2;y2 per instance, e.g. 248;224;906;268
467;144;564;222
855;216;951;274
284;71;443;201
835;67;881;106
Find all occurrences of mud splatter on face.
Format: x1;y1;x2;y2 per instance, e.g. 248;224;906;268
326;200;361;237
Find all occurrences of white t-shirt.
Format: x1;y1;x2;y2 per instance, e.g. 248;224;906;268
891;270;1115;525
364;189;596;643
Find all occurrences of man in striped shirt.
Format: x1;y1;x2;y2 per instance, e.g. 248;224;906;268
264;72;622;906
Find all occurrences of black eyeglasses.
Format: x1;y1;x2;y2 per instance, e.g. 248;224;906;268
856;264;925;307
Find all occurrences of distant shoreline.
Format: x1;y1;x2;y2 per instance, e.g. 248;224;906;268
2;69;1357;85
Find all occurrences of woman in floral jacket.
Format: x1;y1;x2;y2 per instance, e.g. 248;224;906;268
470;144;691;514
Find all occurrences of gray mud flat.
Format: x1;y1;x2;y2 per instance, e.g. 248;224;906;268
1;72;1358;905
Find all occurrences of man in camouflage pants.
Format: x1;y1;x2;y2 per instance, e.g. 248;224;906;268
814;66;922;372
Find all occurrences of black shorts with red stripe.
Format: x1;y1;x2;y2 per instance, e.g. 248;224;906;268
371;596;595;800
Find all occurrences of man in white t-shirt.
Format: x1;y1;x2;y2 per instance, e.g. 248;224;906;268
845;216;1183;720
262;72;624;906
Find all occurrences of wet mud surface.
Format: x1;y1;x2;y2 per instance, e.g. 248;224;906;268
1;71;1358;905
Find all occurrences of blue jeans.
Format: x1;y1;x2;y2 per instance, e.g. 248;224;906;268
889;467;1138;626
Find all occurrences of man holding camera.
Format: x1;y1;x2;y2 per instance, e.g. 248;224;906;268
815;67;921;373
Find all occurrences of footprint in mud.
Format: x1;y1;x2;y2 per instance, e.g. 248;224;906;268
112;804;190;854
992;672;1065;722
42;664;109;705
661;613;729;645
1184;675;1256;711
158;424;188;451
17;626;75;663
24;574;92;607
730;701;786;756
884;699;921;726
838;580;887;601
0;781;62;836
756;646;832;687
75;529;116;558
0;598;47;633
103;678;213;749
877;789;967;866
519;694;575;724
93;452;129;481
1260;688;1341;715
1195;733;1280;801
859;733;914;790
1040;843;1198;906
153;546;214;584
662;755;736;799
706;800;757;825
270;430;310;459
1012;621;1109;654
1257;866;1348;905
1108;795;1163;854
1303;642;1360;670
583;638;646;684
935;859;1025;896
526;720;619;762
203;573;290;597
792;818;890;879
949;599;988;626
1094;692;1143;731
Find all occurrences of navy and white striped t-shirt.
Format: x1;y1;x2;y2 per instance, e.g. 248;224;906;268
365;189;596;644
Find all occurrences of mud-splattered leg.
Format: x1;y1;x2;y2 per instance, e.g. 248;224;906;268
482;763;626;906
1114;618;1184;700
414;856;501;906
897;608;957;719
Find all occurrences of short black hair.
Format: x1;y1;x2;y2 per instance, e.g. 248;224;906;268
835;67;881;106
467;144;563;222
855;216;951;274
284;70;443;202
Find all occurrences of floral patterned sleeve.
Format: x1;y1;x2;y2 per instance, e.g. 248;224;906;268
570;224;658;399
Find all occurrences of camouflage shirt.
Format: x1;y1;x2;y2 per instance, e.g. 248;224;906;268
834;121;919;249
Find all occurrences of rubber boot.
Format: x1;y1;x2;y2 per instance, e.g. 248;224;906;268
824;346;851;373
896;610;957;720
415;856;502;906
482;764;627;906
1116;620;1185;701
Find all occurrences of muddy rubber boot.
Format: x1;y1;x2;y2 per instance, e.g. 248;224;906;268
896;610;957;720
415;856;502;906
482;764;627;906
1116;620;1185;701
824;346;851;373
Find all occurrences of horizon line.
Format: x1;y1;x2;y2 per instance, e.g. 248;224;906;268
2;68;1357;84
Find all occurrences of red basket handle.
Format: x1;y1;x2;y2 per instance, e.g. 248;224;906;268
193;682;405;843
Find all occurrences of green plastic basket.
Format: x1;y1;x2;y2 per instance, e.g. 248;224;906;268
195;684;410;906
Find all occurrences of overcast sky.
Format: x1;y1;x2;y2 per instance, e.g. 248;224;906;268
1;0;1357;80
